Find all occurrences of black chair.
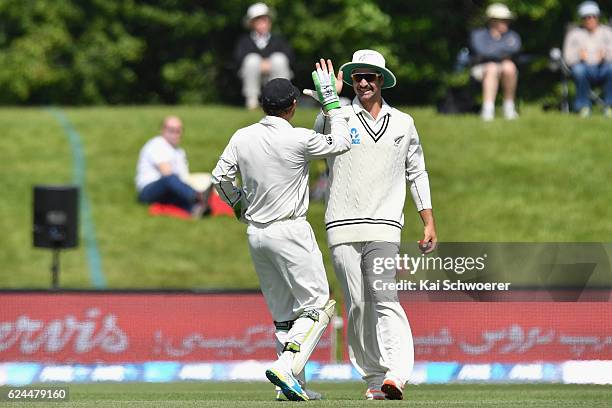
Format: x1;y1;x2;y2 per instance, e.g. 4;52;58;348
548;20;611;113
436;47;479;114
437;47;531;115
549;47;605;113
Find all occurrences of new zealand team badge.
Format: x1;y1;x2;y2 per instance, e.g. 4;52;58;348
350;128;360;144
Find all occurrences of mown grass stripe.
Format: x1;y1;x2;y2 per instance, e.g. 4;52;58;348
48;107;106;288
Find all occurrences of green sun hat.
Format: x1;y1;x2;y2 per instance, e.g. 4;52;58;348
339;49;397;89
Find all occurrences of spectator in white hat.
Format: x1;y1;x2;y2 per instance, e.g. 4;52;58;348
233;2;294;110
563;1;612;117
469;3;522;121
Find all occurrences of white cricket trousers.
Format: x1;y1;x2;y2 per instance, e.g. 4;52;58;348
240;52;292;103
247;218;329;324
331;242;414;387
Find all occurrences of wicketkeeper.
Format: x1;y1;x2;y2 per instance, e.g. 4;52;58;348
211;60;349;401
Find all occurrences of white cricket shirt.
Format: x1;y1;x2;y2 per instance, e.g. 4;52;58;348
314;97;432;246
135;135;190;191
212;110;350;225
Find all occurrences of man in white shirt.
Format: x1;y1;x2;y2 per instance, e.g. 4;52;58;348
211;65;349;401
563;1;612;117
135;116;205;215
313;50;438;400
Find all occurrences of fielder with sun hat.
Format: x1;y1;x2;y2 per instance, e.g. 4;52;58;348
312;50;438;400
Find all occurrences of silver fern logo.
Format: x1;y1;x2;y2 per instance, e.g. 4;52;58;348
350;128;360;144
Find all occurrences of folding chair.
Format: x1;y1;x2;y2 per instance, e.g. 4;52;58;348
445;47;531;114
549;47;605;113
549;20;610;113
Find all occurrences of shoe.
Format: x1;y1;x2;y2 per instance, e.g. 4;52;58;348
190;202;206;219
365;387;385;400
265;367;309;401
579;107;591;118
275;385;323;400
381;377;404;400
480;109;494;122
503;108;519;120
503;101;518;120
246;97;259;110
304;388;322;400
604;106;611;118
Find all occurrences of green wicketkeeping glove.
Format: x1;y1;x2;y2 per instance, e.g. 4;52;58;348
311;69;340;111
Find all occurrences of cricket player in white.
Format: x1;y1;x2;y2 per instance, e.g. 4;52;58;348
212;60;349;401
313;50;438;400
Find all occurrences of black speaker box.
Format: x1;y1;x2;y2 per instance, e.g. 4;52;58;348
33;185;79;249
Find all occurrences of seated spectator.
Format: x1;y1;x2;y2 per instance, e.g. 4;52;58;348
470;3;521;121
234;2;294;110
563;1;612;117
135;116;209;217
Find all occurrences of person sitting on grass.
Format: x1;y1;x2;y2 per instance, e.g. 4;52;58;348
135;116;209;218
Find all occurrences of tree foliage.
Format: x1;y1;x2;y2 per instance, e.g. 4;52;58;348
0;0;608;105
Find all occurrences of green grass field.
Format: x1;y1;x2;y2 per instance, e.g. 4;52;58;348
2;382;612;407
1;105;611;289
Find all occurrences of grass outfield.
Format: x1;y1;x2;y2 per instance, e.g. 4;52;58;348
1;105;611;289
3;382;612;407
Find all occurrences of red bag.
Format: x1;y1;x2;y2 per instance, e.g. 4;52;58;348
207;189;235;217
148;203;191;219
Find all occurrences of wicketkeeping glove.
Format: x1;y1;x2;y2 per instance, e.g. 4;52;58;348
232;200;242;220
311;69;340;111
232;189;245;221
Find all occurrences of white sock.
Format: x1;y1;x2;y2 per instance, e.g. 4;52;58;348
503;100;515;113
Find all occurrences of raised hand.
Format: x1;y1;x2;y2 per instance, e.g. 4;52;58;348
304;58;342;111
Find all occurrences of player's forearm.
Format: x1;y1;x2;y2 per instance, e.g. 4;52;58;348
419;208;435;227
306;110;350;159
312;112;326;134
211;145;241;205
409;173;432;211
212;181;241;207
328;110;351;154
